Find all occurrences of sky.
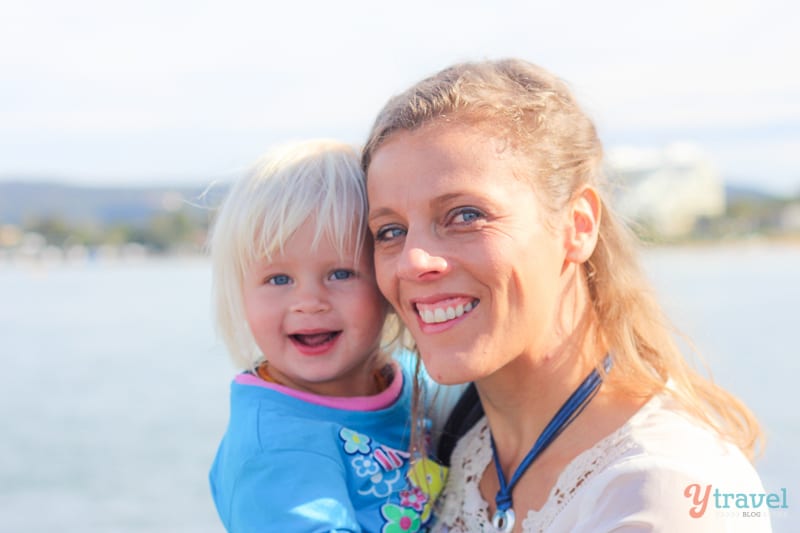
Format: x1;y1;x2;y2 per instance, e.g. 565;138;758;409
1;0;799;194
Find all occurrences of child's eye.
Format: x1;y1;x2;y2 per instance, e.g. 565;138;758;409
267;274;292;286
450;207;485;225
329;269;354;281
374;225;406;242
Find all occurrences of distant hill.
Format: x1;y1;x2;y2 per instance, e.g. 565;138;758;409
0;181;229;226
0;179;791;228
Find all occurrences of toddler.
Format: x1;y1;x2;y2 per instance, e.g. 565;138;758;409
208;140;447;532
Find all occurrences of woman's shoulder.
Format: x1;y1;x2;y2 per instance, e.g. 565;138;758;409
617;393;757;471
559;392;762;487
548;393;770;531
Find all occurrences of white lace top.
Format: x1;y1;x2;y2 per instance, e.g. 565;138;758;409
432;394;771;532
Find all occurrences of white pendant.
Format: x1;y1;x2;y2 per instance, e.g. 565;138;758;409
492;508;515;532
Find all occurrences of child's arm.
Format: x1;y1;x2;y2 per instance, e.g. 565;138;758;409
223;450;360;532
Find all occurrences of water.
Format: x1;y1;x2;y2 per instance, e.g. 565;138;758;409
0;258;229;533
0;245;797;532
641;243;799;532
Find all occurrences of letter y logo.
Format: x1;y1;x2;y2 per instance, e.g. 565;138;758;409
684;483;711;518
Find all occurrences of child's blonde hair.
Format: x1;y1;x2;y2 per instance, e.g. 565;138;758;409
210;139;389;370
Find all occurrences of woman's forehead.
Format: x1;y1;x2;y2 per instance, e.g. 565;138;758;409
368;128;534;195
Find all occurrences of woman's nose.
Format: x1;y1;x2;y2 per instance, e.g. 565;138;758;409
396;244;449;281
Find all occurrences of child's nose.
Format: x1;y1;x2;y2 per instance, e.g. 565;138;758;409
290;284;331;313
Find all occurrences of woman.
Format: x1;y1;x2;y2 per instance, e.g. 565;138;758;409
362;59;770;532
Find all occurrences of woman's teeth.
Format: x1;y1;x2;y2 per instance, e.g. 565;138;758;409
417;300;478;324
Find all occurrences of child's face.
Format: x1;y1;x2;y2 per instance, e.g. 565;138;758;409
242;218;388;397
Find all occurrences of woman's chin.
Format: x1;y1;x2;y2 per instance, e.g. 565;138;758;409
419;352;480;385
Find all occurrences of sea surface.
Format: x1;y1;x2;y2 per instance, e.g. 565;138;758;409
0;244;797;532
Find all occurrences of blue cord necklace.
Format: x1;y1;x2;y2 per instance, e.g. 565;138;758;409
489;355;612;532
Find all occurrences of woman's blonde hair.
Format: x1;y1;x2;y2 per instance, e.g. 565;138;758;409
362;59;763;459
209;139;399;370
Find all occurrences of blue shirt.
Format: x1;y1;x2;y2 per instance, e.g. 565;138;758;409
209;364;447;532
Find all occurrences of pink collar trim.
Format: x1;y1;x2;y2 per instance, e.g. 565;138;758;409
234;361;404;411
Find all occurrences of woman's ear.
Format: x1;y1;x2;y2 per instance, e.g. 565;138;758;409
564;185;601;264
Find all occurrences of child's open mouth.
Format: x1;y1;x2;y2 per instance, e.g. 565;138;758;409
290;331;341;347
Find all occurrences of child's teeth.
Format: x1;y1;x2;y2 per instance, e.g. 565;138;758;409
434;308;447;323
446;307;456;319
423;309;435;323
464;301;473;312
455;304;464;317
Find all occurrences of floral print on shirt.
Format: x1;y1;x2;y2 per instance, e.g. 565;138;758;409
338;426;448;532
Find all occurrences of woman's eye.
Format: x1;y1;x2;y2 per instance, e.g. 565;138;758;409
375;225;406;242
451;207;484;224
329;269;354;281
267;274;292;286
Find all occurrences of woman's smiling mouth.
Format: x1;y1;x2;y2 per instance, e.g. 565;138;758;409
415;298;480;324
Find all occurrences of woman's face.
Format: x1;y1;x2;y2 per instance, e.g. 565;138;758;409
367;123;577;384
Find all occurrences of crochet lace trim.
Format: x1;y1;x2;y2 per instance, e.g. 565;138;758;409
433;397;660;532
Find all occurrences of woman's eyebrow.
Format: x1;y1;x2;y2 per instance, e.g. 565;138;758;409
368;191;482;221
367;206;396;224
431;192;470;206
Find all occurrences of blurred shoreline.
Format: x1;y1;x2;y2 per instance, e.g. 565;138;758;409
2;234;798;270
1;178;799;264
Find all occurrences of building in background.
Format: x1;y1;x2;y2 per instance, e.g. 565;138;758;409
608;143;726;238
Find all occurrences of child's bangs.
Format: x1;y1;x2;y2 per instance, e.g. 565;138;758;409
313;182;368;263
247;180;367;265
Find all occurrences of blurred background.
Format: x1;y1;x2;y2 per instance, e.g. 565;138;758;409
1;0;797;531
